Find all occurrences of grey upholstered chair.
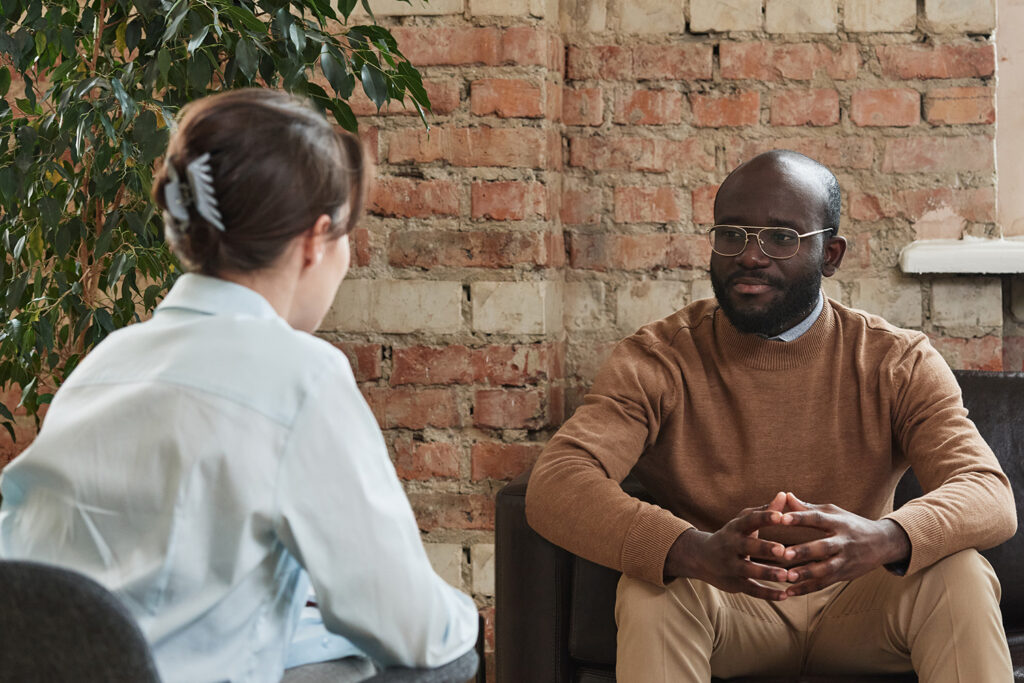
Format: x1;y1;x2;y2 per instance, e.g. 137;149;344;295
0;559;162;683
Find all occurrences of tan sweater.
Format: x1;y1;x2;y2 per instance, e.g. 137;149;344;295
526;298;1016;586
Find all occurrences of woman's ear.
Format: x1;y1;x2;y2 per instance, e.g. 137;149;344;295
301;214;335;268
822;235;847;277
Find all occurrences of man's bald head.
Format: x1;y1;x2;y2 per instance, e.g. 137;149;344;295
715;150;841;235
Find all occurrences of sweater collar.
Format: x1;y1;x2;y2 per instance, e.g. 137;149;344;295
715;296;836;370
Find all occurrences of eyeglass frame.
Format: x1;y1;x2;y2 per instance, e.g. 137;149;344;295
706;225;834;260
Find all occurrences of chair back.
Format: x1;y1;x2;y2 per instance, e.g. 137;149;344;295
0;559;161;683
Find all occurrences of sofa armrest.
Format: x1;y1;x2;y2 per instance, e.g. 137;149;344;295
495;471;574;683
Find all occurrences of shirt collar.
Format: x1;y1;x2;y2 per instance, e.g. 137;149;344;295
156;273;282;320
766;290;824;342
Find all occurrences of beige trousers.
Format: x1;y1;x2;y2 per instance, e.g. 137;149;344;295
615;549;1012;683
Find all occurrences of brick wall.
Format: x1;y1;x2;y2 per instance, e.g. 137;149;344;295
316;0;1011;675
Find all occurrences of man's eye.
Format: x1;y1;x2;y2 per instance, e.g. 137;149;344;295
719;229;746;242
769;231;797;245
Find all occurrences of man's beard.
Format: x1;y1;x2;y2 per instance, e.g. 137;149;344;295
710;266;822;337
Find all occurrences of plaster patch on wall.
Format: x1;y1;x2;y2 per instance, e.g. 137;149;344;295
913;205;966;240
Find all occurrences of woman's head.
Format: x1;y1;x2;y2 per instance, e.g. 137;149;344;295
153;88;368;277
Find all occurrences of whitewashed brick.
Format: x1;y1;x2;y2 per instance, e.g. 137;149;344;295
350;0;464;15
844;0;916;32
425;543;464;590
470;0;528;15
471;543;496;596
689;0;762;32
616;280;689;333
925;0;995;33
853;279;923;328
472;281;564;334
324;280;462;333
931;278;1002;330
822;278;843;305
691;278;715;302
565;281;606;330
617;0;685;33
765;0;837;33
561;0;608;31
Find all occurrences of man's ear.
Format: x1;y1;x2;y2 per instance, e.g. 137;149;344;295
301;214;334;269
821;235;847;277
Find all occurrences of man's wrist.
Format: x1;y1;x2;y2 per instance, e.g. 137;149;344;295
877;519;911;572
664;528;705;581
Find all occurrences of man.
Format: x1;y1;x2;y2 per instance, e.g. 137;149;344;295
525;150;1016;681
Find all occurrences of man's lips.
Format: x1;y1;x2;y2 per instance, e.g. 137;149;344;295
728;276;779;295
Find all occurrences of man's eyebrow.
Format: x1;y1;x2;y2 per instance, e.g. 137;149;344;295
714;215;793;227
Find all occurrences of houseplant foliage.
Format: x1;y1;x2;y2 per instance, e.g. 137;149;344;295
0;0;429;439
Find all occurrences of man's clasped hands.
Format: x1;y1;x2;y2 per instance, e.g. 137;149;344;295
665;492;912;600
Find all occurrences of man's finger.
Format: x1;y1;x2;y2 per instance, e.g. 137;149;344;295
781;538;839;564
737;579;789;602
784;556;842;585
780;509;835;530
733;509;784;534
735;558;790;583
740;535;787;561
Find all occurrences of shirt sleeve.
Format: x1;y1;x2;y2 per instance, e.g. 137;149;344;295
526;337;691;586
882;336;1017;575
272;356;478;668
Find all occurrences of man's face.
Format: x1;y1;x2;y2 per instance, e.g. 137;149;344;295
709;158;841;337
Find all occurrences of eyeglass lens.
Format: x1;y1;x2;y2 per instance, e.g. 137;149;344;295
708;227;801;258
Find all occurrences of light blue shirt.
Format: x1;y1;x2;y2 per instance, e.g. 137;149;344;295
766;291;824;342
0;274;477;682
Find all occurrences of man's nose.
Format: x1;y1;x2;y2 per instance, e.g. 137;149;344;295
735;234;771;268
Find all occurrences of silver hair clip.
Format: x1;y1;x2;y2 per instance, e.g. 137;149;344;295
161;152;226;232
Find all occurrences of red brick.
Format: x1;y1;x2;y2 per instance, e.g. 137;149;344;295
851;89;920;127
613;186;681;223
925;87;994;125
473;388;545;429
350;227;371;267
392;439;460;480
471;79;544;118
360;125;380;165
408;493;495;531
333;343;382;382
877;44;995;80
849;187;994;224
471;442;543;480
1003;337;1024;372
390;27;500;66
927;335;1002;372
563;87;604;126
391;344;560;386
387;127;549;168
349;79;461;116
614;89;683;125
691;185;718;224
388;230;558;268
568;233;709;270
561;186;604;225
881;136;993;173
726;136;875;170
545;81;562;122
770;89;839;127
362;387;461;429
720;43;859;81
501;27;554;68
471;181;547;221
569;136;715;172
632;44;713;80
567;45;632;80
368;178;460;218
690;92;760;127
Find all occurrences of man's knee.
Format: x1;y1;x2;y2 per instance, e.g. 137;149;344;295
922;549;999;596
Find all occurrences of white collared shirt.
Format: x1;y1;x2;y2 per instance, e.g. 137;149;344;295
766;291;825;342
0;274;477;682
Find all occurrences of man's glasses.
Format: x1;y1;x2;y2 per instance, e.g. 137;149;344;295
706;225;832;260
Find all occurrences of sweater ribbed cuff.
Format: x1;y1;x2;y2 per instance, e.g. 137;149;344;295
883;504;947;576
620;507;692;587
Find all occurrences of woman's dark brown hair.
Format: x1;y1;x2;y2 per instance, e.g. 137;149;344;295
153;88;368;275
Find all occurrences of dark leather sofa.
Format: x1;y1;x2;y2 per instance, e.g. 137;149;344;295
496;370;1024;682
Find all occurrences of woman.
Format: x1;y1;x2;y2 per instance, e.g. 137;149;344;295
0;89;477;682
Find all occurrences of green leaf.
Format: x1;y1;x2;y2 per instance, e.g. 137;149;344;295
6;271;28;309
157;48;172;83
329;99;357;132
125;20;142;52
359;0;375;21
0;403;13;421
288;22;306;54
94;308;115;332
320;46;353;98
187;23;210;55
0;67;9;97
188;53;213;91
111;77;137;119
220;4;265;33
360;62;386;109
236;39;258;80
337;0;358;19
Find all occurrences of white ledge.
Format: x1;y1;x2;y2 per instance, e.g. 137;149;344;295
898;237;1024;274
